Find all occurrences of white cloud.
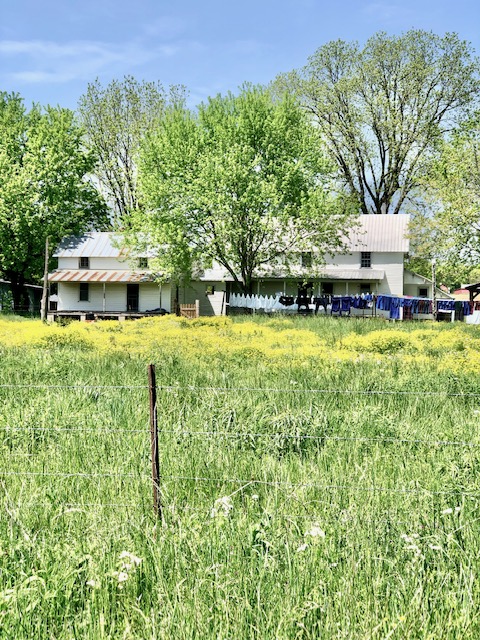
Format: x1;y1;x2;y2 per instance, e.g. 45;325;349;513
0;37;184;85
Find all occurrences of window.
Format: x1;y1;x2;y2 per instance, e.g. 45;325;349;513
418;287;428;298
206;285;215;295
79;283;89;302
360;283;371;294
322;282;334;295
361;252;371;268
137;257;149;269
79;257;89;269
49;283;58;311
301;252;312;268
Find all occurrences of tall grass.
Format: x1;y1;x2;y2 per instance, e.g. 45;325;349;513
0;315;479;638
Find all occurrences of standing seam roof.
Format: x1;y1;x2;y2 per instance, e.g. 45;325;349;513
345;215;410;252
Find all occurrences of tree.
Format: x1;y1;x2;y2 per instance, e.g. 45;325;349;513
0;93;107;309
78;76;184;224
130;85;354;294
408;114;480;287
426;116;480;259
277;31;480;215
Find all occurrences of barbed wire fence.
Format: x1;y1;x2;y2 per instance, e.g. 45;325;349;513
1;364;480;528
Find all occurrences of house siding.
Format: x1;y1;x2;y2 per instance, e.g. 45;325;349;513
178;281;227;316
57;282;171;313
370;252;404;296
59;256;130;271
139;283;171;312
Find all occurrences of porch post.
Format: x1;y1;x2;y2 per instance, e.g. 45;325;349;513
103;282;106;312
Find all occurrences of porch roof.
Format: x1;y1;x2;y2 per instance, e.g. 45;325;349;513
256;268;385;281
47;269;158;284
317;268;385;281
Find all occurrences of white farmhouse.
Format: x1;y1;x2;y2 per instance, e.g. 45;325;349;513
47;215;438;320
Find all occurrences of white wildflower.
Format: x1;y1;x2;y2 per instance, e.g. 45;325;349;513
442;507;460;515
86;579;98;588
428;544;442;551
305;525;326;539
251;494;259;501
211;495;233;518
116;571;129;583
296;543;308;552
401;533;419;543
405;544;421;555
119;551;142;567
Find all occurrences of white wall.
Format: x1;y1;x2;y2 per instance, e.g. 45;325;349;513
57;282;171;313
139;283;171;312
178;281;227;316
58;256;129;270
372;252;404;295
58;282;104;311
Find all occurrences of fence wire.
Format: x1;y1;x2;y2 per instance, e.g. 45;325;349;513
2;425;480;449
0;382;478;398
2;380;479;517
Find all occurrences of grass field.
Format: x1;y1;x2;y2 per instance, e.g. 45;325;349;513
1;314;480;638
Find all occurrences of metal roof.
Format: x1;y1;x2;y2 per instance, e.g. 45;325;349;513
54;216;410;259
47;270;157;283
317;268;385;281
53;233;129;258
344;215;410;253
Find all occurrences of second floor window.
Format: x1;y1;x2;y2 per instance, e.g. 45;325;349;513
137;257;149;269
79;257;89;269
361;252;371;268
301;252;312;268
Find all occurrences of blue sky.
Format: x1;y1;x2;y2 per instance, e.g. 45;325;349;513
1;0;479;110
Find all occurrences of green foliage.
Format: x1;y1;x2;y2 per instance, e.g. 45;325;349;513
406;257;480;290
1;317;480;637
411;113;480;266
78;76;185;224
0;92;107;306
132;84;354;292
278;30;480;215
0;289;13;313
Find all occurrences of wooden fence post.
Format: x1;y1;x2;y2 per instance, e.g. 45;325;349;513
148;364;163;521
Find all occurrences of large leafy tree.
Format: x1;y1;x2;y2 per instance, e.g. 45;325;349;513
0;93;107;308
78;76;184;224
408;114;480;286
131;85;354;294
277;30;480;215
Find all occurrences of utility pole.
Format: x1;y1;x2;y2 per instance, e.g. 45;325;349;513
40;237;49;322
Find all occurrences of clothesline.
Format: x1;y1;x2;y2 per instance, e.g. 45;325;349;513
229;292;472;320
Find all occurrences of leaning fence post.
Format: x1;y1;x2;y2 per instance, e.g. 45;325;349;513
148;364;163;521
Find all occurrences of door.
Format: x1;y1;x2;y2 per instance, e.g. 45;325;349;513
127;284;139;311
